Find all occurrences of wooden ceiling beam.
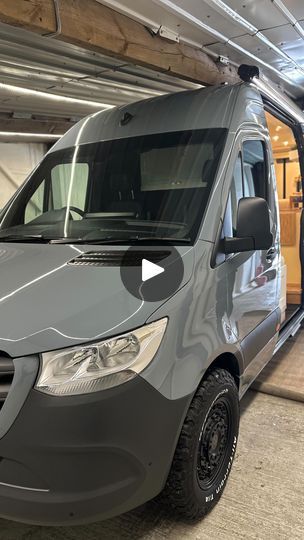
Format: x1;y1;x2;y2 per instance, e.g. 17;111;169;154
0;0;239;86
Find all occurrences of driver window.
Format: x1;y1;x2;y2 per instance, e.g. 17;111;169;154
222;153;243;239
223;141;268;240
216;141;268;265
243;140;267;199
50;163;89;216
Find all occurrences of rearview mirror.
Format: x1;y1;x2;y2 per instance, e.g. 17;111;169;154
224;197;273;254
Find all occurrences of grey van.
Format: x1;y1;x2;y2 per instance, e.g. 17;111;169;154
0;69;303;525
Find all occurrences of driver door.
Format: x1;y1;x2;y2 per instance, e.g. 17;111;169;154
224;138;279;374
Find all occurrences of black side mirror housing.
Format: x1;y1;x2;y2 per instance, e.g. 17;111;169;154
224;197;273;254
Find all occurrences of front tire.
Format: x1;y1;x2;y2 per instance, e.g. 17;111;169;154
163;368;239;520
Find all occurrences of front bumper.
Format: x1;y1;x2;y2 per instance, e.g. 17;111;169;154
0;362;190;525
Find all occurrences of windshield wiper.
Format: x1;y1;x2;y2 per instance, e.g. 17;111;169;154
128;236;191;245
0;234;51;243
52;236;191;245
0;233;191;245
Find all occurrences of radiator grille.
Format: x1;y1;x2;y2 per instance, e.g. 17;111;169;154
0;357;14;411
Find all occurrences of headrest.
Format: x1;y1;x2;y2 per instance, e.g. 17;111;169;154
110;174;132;192
254;161;265;177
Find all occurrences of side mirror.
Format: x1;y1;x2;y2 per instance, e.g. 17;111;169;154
224;197;273;254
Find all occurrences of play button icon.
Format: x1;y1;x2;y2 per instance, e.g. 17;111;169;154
142;258;164;282
120;245;184;302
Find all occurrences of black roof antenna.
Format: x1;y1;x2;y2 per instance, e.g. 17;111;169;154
120;112;134;126
238;64;260;82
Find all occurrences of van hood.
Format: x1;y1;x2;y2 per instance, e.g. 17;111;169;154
0;243;193;357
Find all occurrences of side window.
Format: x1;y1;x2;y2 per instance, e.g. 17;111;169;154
24;163;90;224
50;163;89;213
243;140;267;199
24;180;46;224
221;139;268;249
222;153;243;239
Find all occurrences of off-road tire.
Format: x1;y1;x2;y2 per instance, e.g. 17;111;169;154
162;368;239;520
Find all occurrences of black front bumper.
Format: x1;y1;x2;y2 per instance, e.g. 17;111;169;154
0;373;190;525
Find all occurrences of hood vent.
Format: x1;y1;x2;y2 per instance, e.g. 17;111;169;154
68;250;170;267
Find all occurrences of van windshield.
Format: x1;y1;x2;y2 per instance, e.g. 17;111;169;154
0;129;227;245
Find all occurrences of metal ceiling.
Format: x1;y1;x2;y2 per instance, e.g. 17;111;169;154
0;21;199;108
0;21;199;140
0;0;303;142
98;0;304;96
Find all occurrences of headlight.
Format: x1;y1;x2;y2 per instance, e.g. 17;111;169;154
36;318;167;396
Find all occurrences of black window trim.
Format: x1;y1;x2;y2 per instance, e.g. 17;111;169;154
212;135;270;267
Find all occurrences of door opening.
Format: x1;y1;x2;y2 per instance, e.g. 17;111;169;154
265;111;303;325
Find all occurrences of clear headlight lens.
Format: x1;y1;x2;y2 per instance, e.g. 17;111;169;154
36;318;167;396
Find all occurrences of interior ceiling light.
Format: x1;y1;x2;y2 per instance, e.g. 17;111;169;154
0;83;114;109
273;135;279;141
283;141;289;146
276;126;282;131
0;131;63;139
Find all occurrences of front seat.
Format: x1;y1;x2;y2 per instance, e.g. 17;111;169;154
108;174;142;217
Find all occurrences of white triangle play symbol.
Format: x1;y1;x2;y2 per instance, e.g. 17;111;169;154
142;258;165;282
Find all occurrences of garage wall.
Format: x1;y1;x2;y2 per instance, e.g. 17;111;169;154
0;143;47;208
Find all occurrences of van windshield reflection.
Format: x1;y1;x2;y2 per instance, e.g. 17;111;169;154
0;129;227;245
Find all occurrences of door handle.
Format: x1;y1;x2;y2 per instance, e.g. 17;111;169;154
266;247;276;262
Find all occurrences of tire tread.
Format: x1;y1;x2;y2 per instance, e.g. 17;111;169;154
161;368;239;520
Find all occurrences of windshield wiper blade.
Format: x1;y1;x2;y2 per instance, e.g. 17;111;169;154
0;234;50;243
0;234;191;245
53;236;191;245
129;236;191;244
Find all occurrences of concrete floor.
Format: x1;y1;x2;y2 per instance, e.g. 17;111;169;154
0;390;303;540
254;328;304;402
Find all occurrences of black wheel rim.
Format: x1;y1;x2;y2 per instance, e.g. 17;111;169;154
196;397;232;490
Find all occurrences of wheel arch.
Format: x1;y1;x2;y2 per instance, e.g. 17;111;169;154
204;352;241;390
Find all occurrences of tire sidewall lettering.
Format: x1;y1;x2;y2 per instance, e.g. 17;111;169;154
204;435;237;503
215;435;237;495
201;387;238;504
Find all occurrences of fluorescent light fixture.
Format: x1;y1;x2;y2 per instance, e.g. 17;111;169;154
0;131;63;139
207;0;257;32
0;82;114;109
